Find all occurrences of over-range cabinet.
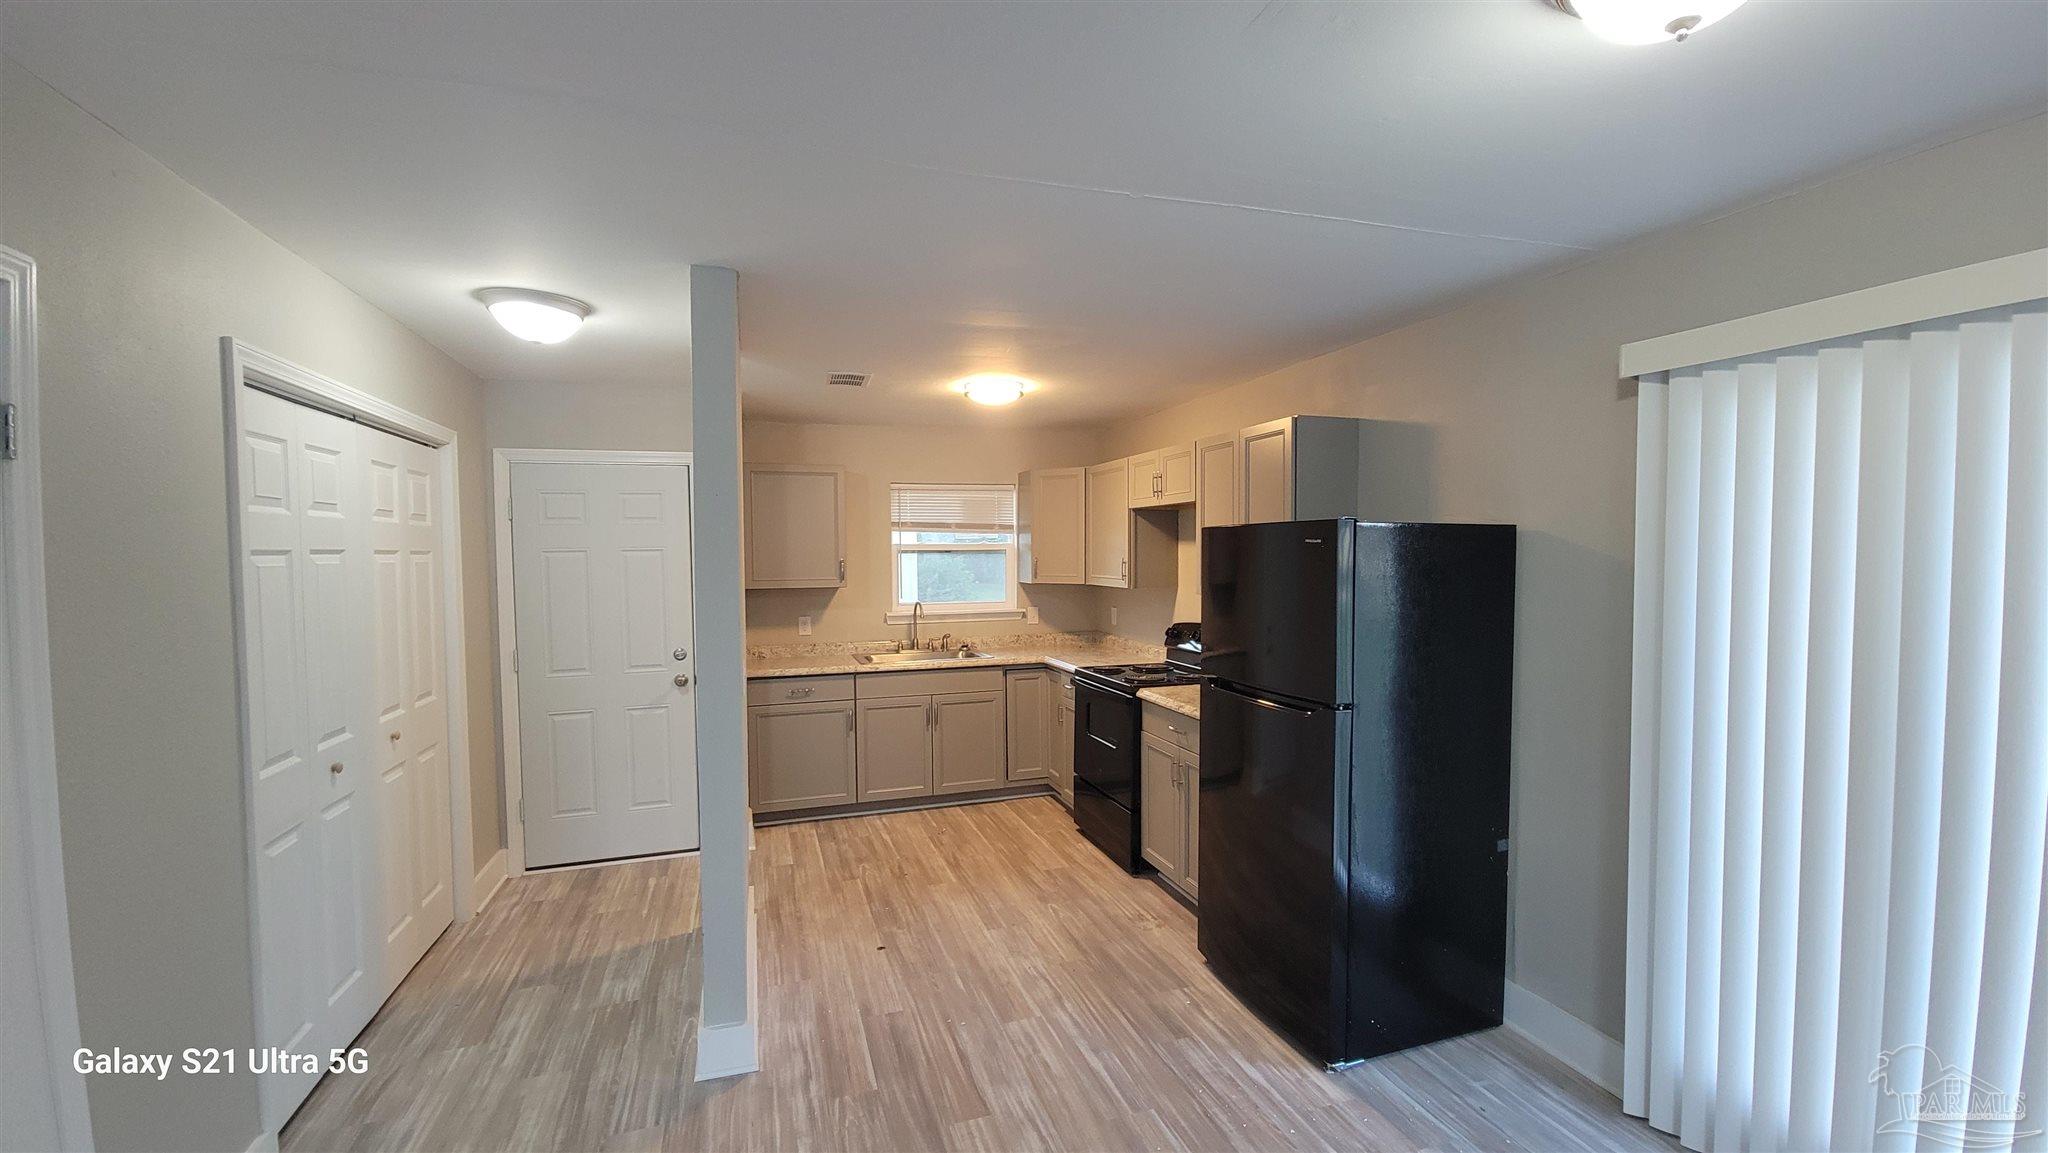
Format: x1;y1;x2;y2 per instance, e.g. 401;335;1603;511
1198;518;1516;1066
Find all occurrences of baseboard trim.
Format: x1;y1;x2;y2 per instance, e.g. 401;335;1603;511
694;889;761;1081
752;785;1053;827
1502;979;1623;1097
245;1128;281;1153
471;849;509;915
694;1017;760;1081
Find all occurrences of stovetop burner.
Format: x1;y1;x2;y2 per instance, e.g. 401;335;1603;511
1074;661;1200;691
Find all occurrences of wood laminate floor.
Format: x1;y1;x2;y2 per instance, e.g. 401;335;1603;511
282;797;1675;1152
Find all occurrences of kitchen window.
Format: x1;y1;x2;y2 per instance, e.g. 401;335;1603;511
887;482;1020;619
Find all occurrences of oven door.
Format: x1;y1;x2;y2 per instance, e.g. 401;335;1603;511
1073;679;1137;810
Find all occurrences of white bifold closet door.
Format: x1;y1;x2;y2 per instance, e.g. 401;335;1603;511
1623;304;2047;1153
236;386;453;1131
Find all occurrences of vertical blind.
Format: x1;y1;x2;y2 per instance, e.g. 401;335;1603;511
1624;303;2047;1152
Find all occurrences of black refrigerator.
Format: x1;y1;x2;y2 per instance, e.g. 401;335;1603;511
1197;518;1515;1066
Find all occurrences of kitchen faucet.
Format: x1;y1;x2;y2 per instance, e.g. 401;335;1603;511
902;601;922;651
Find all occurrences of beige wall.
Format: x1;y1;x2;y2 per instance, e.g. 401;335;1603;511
1;62;502;1152
483;376;691;454
742;418;1105;645
1098;113;2048;1042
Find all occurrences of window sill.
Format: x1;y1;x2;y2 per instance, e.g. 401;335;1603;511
883;608;1026;625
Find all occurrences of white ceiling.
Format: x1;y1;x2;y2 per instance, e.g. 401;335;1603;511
5;1;2044;426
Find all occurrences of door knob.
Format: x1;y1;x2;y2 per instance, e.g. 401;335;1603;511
674;674;690;687
389;731;402;742
673;647;688;661
330;762;344;775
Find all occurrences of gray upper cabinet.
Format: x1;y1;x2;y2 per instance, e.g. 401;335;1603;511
1018;466;1086;584
1085;458;1131;586
1126;450;1161;505
1236;416;1369;526
1196;433;1239;530
1086;457;1176;588
1238;418;1294;524
1157;442;1196;504
856;695;933;801
1004;667;1051;782
1131;442;1195;508
933;690;1006;794
749;699;856;813
744;463;846;588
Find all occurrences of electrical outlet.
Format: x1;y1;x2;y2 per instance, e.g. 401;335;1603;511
1026;606;1039;625
1109;606;1119;627
797;615;812;636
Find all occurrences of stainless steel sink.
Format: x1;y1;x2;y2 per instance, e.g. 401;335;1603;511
854;649;994;666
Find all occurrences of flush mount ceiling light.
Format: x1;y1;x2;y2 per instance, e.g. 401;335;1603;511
475;287;591;344
1550;0;1747;43
949;373;1039;407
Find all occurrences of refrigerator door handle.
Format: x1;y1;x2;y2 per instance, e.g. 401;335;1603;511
1212;682;1321;717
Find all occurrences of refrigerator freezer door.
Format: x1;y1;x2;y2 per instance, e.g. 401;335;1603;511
1195;679;1351;1064
1199;520;1353;707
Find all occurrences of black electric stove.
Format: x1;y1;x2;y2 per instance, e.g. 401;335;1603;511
1071;639;1201;873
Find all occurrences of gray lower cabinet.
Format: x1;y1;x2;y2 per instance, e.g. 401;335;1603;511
1181;746;1199;899
1139;731;1184;881
1140;703;1200;897
934;690;1006;794
857;695;934;801
747;666;1049;817
1050;671;1075;806
1004;667;1051;782
748;699;857;813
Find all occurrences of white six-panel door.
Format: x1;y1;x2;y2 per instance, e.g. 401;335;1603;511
236;387;452;1131
511;461;699;868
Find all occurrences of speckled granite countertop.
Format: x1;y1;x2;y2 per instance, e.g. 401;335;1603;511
745;632;1164;680
1136;684;1200;719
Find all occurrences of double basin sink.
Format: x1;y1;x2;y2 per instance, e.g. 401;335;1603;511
853;648;995;666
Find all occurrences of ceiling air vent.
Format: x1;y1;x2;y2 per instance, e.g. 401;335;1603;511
827;372;869;388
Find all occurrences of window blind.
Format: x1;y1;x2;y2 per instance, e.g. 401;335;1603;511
889;484;1016;533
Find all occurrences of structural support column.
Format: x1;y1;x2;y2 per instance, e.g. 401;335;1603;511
689;264;758;1079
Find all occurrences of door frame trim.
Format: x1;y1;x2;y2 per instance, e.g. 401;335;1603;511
3;247;97;1151
219;339;479;1130
492;447;696;877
